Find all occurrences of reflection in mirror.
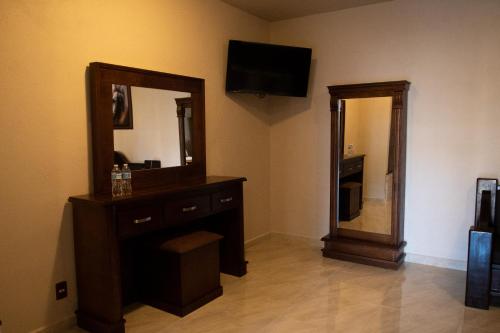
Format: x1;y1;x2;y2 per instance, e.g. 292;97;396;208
338;97;393;235
175;98;193;166
113;85;191;170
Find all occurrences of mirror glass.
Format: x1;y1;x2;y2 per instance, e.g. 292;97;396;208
112;84;192;170
338;97;393;235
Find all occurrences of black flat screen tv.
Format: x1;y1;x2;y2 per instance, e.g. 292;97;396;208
225;40;312;97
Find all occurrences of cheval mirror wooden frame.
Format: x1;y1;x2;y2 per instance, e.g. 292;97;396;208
322;81;410;269
89;62;206;194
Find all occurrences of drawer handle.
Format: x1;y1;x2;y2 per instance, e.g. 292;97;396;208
182;205;198;213
133;216;152;224
220;197;233;203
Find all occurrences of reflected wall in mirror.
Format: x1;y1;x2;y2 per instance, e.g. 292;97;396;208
338;97;393;235
112;86;191;170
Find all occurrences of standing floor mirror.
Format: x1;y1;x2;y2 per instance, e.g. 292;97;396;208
322;81;410;269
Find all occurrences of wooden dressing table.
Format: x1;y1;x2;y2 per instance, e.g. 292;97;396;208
70;63;247;332
70;176;246;332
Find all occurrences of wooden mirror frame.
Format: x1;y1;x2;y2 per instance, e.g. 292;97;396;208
89;63;206;194
322;81;410;269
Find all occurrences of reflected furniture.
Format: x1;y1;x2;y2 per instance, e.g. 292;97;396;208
322;81;410;269
175;97;193;165
339;182;362;221
340;154;365;212
70;63;247;333
466;178;500;309
113;151;161;170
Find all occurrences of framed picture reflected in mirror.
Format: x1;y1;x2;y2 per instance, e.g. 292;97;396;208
112;84;133;129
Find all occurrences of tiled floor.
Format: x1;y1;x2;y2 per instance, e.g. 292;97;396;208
69;234;500;333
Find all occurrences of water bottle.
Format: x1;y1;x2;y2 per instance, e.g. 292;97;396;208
122;164;132;195
111;164;123;197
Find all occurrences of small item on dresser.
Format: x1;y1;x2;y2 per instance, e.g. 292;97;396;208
347;143;354;156
111;164;123;197
122;164;132;195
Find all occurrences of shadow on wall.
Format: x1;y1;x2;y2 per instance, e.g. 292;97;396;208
267;59;317;125
85;68;94;194
225;91;272;125
45;203;77;329
225;59;317;125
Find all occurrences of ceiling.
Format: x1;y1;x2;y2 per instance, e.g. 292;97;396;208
221;0;393;22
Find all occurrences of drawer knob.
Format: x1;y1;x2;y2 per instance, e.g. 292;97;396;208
220;197;233;203
182;205;198;213
133;216;152;224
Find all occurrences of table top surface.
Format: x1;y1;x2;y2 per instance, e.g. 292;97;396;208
69;176;246;206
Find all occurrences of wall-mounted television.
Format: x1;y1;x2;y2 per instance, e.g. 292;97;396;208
225;40;312;97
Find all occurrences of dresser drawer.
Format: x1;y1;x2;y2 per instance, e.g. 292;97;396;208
212;187;240;212
116;204;163;239
341;161;363;177
164;195;211;225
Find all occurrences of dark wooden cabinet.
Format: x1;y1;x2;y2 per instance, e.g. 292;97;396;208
339;154;365;214
340;155;364;180
69;176;246;333
466;178;500;309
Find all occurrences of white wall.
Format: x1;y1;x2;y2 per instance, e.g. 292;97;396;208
269;0;500;264
114;88;189;167
0;0;270;331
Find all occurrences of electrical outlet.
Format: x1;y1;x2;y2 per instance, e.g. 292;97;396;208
56;281;67;300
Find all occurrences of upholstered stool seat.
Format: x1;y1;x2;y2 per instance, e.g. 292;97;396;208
142;231;223;316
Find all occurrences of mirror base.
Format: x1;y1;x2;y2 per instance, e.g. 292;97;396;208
321;234;406;270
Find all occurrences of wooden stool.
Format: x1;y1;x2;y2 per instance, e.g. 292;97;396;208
339;182;362;221
143;231;223;316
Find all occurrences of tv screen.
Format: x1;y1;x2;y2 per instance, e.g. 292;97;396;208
225;40;312;97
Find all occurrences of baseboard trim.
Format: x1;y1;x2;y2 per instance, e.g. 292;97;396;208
271;231;467;271
270;231;323;247
405;252;466;271
31;315;76;333
245;232;271;246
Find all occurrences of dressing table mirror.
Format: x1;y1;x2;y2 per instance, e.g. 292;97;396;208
70;63;246;333
89;62;206;194
322;81;410;269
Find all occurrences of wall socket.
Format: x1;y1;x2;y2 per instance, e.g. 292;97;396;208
55;281;67;300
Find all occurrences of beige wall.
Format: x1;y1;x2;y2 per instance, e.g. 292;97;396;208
2;0;500;330
0;0;269;331
345;97;392;200
270;0;500;263
114;88;189;167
